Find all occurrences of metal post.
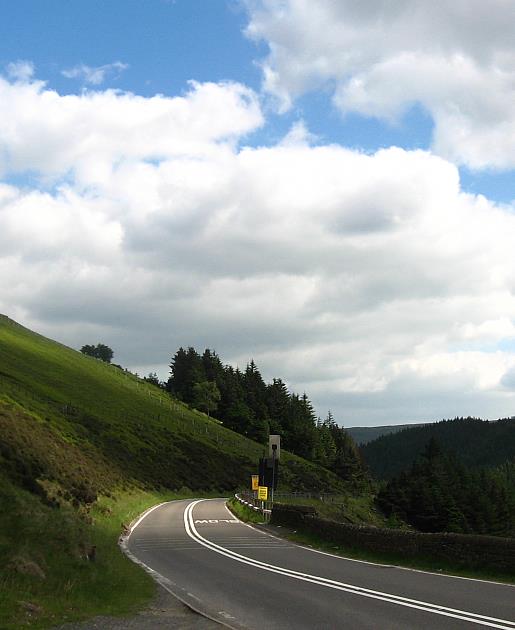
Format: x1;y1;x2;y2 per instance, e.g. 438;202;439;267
271;444;277;505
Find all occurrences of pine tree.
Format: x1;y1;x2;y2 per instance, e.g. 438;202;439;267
167;347;204;403
313;412;337;468
242;360;270;441
266;378;290;435
201;349;225;384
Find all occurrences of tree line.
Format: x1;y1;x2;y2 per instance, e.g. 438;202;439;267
377;438;515;537
165;347;366;486
361;416;515;479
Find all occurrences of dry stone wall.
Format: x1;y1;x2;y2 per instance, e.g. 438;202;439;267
271;504;515;573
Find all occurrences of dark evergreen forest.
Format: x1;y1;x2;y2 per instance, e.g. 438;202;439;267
165;347;366;486
377;438;515;536
366;418;515;536
361;416;515;479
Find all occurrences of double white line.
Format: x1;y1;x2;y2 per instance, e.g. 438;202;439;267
184;500;515;629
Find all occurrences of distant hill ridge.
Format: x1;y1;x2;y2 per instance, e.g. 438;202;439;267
346;423;428;445
360;416;515;479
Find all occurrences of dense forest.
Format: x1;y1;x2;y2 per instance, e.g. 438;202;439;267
377;438;515;536
164;347;366;486
361;416;515;479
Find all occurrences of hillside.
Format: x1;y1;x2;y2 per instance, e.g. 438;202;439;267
361;416;515;479
0;315;348;493
346;423;427;445
0;315;347;628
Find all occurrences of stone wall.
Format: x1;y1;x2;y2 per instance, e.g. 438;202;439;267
271;504;515;573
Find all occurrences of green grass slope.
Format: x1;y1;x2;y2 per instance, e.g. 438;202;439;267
0;314;347;628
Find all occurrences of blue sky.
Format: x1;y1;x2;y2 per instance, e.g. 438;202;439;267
2;0;513;202
2;0;515;425
1;1;261;95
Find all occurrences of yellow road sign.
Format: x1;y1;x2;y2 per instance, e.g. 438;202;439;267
251;475;259;490
258;486;268;500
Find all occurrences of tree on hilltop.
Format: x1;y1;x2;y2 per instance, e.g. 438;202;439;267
80;343;113;363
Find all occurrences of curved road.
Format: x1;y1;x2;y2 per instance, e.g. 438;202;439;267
124;499;515;629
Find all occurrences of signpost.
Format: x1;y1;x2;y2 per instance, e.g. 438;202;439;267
251;435;281;520
258;486;268;501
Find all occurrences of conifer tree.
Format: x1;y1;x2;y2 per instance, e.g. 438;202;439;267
266;378;290;435
167;347;204;403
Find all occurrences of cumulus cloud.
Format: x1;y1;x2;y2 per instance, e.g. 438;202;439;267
62;61;129;85
0;76;263;181
244;0;515;169
1;72;515;424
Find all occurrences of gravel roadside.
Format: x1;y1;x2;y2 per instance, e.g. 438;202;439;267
51;585;222;629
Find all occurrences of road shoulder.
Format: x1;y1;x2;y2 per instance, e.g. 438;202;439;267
51;583;221;629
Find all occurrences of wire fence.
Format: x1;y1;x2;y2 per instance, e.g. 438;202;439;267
0;372;240;453
272;491;346;503
235;489;349;523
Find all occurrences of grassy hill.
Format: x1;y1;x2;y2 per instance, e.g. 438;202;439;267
0;314;347;628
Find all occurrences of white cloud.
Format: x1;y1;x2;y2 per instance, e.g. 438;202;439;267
244;0;515;169
0;77;263;181
1;73;515;424
6;60;35;82
62;61;129;85
279;120;317;147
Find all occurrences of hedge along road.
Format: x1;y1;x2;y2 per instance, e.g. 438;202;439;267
123;498;515;630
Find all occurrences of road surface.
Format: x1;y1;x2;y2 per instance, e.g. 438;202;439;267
124;498;515;629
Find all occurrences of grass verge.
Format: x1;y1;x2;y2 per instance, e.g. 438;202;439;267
274;493;388;527
226;497;266;524
0;486;212;629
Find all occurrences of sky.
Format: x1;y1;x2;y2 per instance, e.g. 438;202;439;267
2;0;515;427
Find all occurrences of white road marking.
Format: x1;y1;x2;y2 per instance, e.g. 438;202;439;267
195;519;239;524
120;501;237;630
128;501;168;534
226;499;515;587
228;503;512;586
219;611;237;619
185;499;515;630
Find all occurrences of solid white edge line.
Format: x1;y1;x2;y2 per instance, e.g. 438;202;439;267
127;501;169;538
120;499;237;630
187;499;515;630
229;495;515;588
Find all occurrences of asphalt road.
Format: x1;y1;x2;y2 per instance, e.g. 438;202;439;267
124;498;515;629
